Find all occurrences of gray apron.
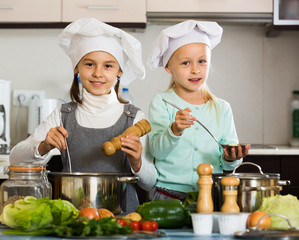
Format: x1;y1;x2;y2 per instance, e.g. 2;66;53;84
60;102;140;213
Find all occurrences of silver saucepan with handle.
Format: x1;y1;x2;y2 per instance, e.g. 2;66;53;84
213;162;290;212
48;172;139;214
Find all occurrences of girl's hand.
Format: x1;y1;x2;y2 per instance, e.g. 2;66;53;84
38;126;69;155
223;144;251;162
121;135;142;172
171;108;196;136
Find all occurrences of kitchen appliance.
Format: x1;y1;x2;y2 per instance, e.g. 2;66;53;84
213;162;290;212
273;0;299;26
28;98;63;135
48;172;138;214
0;80;11;153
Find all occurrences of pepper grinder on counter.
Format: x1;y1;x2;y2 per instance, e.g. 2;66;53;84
102;119;151;156
220;176;240;213
196;163;214;213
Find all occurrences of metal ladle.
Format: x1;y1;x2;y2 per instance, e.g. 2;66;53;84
60;118;72;173
162;99;225;148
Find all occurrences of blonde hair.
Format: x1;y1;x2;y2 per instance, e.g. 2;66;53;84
166;79;219;113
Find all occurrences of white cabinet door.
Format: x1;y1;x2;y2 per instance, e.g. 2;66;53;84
63;0;146;23
147;0;272;13
0;0;61;22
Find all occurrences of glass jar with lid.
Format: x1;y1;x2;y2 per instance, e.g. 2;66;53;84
0;163;52;211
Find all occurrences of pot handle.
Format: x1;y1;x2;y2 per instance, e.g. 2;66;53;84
117;176;139;183
278;180;291;186
231;162;268;176
244;186;282;191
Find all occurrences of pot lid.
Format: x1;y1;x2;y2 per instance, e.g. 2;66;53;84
214;172;280;179
228;162;280;179
229;173;279;179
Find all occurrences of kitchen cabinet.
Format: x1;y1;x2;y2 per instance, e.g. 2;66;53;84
147;0;273;13
280;156;299;198
62;0;146;24
0;0;146;28
147;0;273;24
0;0;61;22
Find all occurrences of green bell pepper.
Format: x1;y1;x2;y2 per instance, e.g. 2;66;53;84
136;199;186;229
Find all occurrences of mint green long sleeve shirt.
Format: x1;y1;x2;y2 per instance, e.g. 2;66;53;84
148;89;242;193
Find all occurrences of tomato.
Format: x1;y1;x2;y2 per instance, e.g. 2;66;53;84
151;221;158;231
247;211;271;229
79;207;100;220
130;221;141;231
141;221;152;231
116;219;127;227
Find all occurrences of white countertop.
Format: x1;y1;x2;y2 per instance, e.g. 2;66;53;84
249;144;299;155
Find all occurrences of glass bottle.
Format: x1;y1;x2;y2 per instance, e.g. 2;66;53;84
289;90;299;147
0;163;52;212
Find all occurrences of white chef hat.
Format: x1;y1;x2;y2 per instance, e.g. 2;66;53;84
59;18;145;86
147;20;223;69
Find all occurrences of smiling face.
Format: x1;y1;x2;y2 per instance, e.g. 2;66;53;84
165;43;211;100
75;51;122;96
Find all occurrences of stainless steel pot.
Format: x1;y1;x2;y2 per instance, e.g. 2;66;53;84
213;162;290;212
48;172;139;214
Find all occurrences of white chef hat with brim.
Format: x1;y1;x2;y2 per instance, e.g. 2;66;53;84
147;20;223;69
59;18;145;86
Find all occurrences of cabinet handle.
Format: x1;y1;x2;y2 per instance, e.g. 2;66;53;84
87;6;119;10
0;6;14;9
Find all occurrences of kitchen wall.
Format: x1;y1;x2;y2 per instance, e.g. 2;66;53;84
0;23;298;146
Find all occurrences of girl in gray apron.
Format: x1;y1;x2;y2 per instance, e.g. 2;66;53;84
9;18;157;214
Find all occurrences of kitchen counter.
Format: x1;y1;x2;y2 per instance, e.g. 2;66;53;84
0;228;238;240
248;144;299;155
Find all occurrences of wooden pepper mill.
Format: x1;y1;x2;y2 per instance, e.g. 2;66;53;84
220;176;240;213
102;119;151;156
196;163;214;213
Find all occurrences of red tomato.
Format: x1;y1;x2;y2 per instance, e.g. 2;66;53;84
130;221;141;231
79;207;100;220
151;221;158;231
116;219;127;227
141;221;152;231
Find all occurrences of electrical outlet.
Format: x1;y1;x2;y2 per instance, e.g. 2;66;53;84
13;90;45;106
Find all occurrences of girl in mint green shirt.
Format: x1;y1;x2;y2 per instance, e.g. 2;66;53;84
147;20;250;200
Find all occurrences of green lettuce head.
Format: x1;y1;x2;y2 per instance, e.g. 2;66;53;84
258;194;299;230
0;196;78;231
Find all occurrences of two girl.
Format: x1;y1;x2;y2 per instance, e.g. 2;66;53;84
10;18;249;205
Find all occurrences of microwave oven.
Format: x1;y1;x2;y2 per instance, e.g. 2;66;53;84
273;0;299;25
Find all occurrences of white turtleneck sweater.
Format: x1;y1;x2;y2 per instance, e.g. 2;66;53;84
9;88;157;191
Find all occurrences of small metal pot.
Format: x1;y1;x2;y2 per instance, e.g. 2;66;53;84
48;172;139;214
213;162;290;212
